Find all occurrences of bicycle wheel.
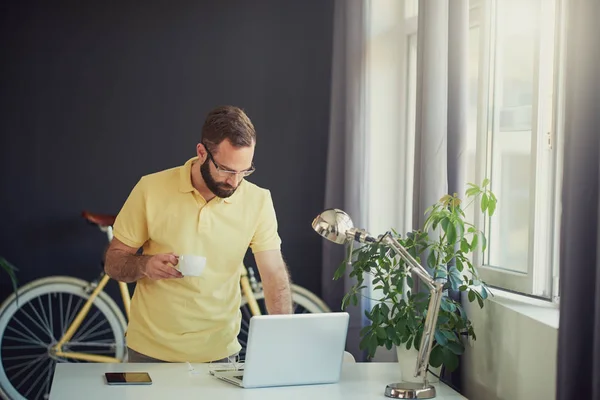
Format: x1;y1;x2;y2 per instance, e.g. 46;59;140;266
237;283;330;360
0;276;127;400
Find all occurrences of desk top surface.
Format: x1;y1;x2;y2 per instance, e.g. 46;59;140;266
49;362;467;400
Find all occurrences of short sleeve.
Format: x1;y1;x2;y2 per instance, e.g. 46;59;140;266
112;177;149;249
250;190;282;253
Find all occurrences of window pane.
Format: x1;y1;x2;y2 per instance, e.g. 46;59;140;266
404;33;418;229
465;26;480;229
405;0;418;19
487;0;541;273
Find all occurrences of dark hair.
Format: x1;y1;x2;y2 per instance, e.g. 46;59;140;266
201;105;256;153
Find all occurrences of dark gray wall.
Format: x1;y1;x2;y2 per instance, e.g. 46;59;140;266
0;0;334;306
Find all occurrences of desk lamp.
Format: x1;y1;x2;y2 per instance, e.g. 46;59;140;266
312;209;444;399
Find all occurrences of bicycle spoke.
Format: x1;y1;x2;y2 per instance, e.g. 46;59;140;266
19;303;55;342
63;296;84;337
9;315;48;347
59;291;64;338
33;359;53;400
4;353;45;363
71;310;104;343
41;359;56;400
7;352;46;381
2;344;47;350
47;293;53;340
25;358;53;399
76;327;114;343
36;296;53;337
73;310;100;340
67;339;115;346
3;332;46;347
26;301;53;340
6;322;47;347
15;352;47;391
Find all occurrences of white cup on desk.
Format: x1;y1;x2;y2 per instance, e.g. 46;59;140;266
177;255;206;277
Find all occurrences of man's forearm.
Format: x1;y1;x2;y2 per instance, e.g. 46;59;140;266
105;250;150;283
262;268;293;314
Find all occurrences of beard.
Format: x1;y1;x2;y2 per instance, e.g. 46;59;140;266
200;158;239;198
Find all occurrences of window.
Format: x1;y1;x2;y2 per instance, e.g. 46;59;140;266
470;0;565;301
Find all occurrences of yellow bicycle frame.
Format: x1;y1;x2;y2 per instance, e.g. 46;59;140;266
51;266;260;363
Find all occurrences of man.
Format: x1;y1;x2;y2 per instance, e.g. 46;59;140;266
104;105;293;363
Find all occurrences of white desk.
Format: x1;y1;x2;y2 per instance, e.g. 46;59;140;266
49;362;467;399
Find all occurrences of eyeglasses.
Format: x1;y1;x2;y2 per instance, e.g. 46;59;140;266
204;143;256;178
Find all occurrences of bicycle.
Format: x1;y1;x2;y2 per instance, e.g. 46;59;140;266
0;211;330;400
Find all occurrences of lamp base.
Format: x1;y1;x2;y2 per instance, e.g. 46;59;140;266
384;382;436;399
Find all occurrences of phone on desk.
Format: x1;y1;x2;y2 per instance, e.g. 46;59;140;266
105;372;152;385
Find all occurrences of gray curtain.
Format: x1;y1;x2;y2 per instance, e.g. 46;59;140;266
412;0;468;389
412;0;449;230
321;0;370;361
556;0;600;398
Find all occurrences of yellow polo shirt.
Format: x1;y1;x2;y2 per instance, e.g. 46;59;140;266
112;157;282;362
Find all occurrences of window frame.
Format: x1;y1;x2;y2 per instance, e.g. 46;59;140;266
471;0;565;302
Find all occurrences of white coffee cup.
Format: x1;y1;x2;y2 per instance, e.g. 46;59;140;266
177;255;207;277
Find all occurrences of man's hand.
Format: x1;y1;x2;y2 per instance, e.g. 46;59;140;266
104;237;182;282
254;250;293;314
142;254;183;280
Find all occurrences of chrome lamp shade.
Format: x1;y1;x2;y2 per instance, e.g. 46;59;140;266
312;208;444;399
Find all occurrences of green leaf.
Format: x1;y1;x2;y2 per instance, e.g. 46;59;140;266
368;333;379;358
488;198;497;216
482;178;490;187
461;238;470;253
434;330;448;346
333;262;347;280
381;302;390;317
0;257;19;302
406;336;414;351
427;251;437;270
446;220;457;244
455;220;465;241
467;226;477;233
441;329;457;342
414;328;423;350
429;345;444;368
471;233;479;251
465;187;480;197
447;340;464;357
456;258;464;272
481;193;489;213
360;325;372;336
435;268;448;280
468;290;476;303
440;217;449;233
440;299;457;313
376;326;387;339
441;348;460;372
481;233;488;251
477;294;484;308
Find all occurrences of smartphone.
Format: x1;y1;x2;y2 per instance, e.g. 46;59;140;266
105;372;152;385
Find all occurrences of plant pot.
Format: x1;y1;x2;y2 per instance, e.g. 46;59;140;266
395;346;441;384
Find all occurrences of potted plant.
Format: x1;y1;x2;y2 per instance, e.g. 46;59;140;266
0;257;19;303
334;180;496;378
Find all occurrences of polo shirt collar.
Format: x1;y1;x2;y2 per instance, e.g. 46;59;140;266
178;157;240;204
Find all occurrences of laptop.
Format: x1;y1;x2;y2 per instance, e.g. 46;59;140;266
211;312;350;389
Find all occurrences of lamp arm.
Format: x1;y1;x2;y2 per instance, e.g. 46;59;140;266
381;233;445;385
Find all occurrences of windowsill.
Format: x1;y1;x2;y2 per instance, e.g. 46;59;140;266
487;288;560;329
